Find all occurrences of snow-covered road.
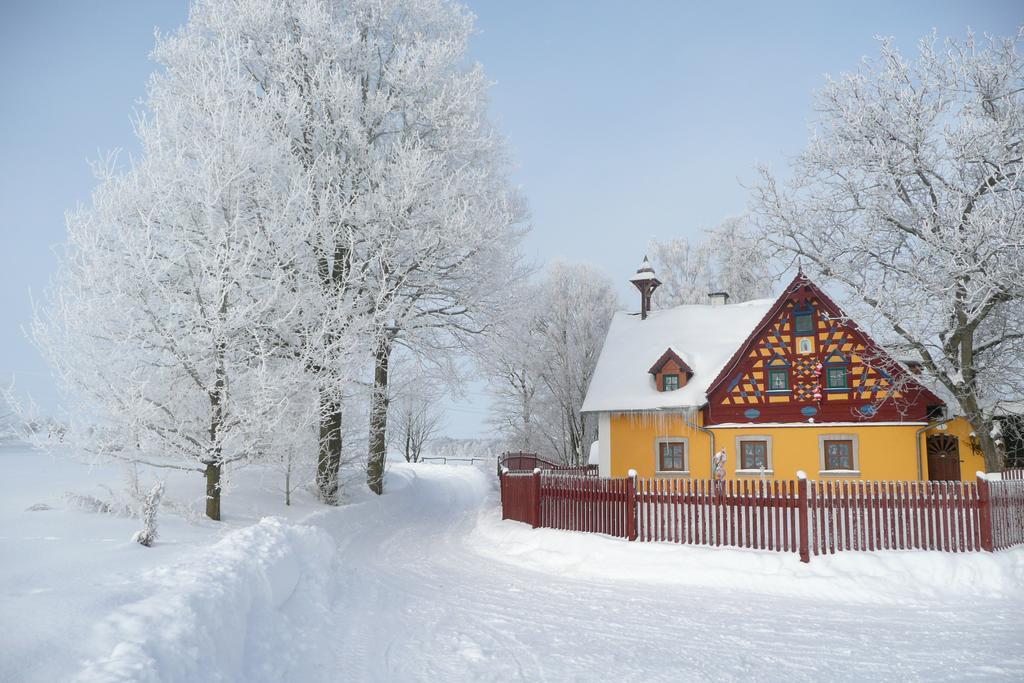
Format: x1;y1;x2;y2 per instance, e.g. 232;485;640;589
66;463;1024;681
304;466;1024;681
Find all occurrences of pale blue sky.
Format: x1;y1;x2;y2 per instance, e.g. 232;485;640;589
1;1;1020;436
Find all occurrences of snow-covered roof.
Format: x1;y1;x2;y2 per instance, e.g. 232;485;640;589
581;298;775;413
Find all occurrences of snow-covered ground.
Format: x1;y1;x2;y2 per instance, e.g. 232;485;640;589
2;446;1023;682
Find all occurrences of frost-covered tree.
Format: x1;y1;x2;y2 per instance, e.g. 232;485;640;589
476;285;543;453
710;215;776;303
387;364;444;463
33;53;310;519
156;0;397;506
483;263;618;465
650;215;774;307
752;30;1024;472
166;0;525;496
347;1;527;494
647;236;712;308
532;264;619;464
39;0;524;509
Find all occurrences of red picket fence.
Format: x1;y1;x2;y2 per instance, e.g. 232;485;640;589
990;478;1024;550
807;480;982;555
635;478;800;553
497;470;1024;562
499;472;538;527
541;475;635;538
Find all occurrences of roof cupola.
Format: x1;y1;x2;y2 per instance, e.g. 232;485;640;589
630;256;661;320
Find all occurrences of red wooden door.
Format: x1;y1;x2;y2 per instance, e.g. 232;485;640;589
926;435;962;481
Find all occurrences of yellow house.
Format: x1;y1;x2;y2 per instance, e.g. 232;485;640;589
581;262;984;482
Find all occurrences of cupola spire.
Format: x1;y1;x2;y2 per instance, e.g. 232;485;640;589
629;255;661;320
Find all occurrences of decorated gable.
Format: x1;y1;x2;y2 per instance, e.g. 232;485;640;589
704;274;940;424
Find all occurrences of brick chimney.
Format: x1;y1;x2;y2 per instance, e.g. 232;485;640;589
630;256;661;320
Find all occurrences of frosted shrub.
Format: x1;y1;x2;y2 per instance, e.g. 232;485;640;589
132;482;165;548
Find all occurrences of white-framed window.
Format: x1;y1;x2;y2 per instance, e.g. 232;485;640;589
655;437;688;475
818;433;860;475
735;435;773;474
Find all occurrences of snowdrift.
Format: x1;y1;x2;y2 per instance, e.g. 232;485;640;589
75;518;337;683
71;463;491;683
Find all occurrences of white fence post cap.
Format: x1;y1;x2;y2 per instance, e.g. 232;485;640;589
796;470;808;480
533;467;542;474
500;466;509;474
627;469;638;478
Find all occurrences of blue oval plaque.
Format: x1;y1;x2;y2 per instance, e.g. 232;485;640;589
801;406;818;417
743;408;761;420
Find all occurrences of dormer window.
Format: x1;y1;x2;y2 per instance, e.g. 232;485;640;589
648;348;693;393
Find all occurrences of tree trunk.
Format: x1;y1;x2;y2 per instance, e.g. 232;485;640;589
367;336;393;495
207;316;227;521
963;408;1006;473
958;337;1005;474
956;370;1003;473
520;380;533;452
285;461;292;507
317;391;343;505
205;461;221;521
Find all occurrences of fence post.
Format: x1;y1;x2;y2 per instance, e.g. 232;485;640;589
797;471;810;563
532;467;542;529
977;471;994;552
626;469;638;541
499;467;508;520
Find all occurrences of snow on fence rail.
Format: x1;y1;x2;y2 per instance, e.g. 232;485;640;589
497;470;1024;562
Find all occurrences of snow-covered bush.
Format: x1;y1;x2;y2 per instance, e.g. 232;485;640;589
132;482;165;548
